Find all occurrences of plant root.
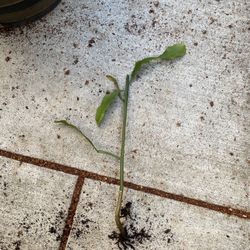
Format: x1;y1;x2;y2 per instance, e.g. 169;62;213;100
108;224;151;250
109;201;151;249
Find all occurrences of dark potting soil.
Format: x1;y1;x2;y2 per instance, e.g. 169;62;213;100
108;224;151;250
108;201;151;249
108;201;174;249
108;201;151;250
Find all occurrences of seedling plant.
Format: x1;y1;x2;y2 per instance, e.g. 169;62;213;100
55;43;186;246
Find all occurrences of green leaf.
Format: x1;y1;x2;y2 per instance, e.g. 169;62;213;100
95;90;119;126
131;43;186;81
55;120;95;147
131;57;156;81
106;75;119;90
106;75;125;102
159;43;186;60
55;120;120;159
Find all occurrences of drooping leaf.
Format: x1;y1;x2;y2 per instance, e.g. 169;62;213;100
106;75;119;90
130;43;186;81
95;90;119;126
55;120;96;148
54;120;119;159
106;75;124;102
130;57;157;81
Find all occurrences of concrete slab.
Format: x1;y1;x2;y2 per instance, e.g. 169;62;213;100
0;157;76;250
66;179;249;250
0;0;249;211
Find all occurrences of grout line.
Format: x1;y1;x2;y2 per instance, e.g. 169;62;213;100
59;175;85;250
82;172;250;220
0;149;249;220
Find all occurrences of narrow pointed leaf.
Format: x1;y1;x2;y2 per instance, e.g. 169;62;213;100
106;74;124;102
95;90;119;126
55;120;96;148
131;43;186;81
54;120;120;159
106;75;119;90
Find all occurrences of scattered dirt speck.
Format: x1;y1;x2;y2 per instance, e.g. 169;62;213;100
73;58;79;65
176;122;181;127
56;235;61;241
5;56;11;62
153;1;159;7
87;202;93;208
13;240;21;250
72;216;94;240
75;228;83;239
131;149;138;154
49;226;57;234
88;38;95;47
64;69;70;75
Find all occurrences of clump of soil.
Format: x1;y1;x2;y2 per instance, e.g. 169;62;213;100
108;224;151;250
108;202;151;250
121;201;132;219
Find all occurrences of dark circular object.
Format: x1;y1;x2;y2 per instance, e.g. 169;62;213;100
0;0;43;15
0;1;23;8
0;0;61;25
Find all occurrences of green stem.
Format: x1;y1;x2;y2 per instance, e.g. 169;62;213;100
114;83;125;102
115;75;130;235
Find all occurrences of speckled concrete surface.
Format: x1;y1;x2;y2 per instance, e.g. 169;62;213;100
0;157;76;250
66;180;249;250
0;0;249;210
0;0;249;249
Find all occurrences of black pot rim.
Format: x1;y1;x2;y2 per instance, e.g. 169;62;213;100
0;0;61;26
